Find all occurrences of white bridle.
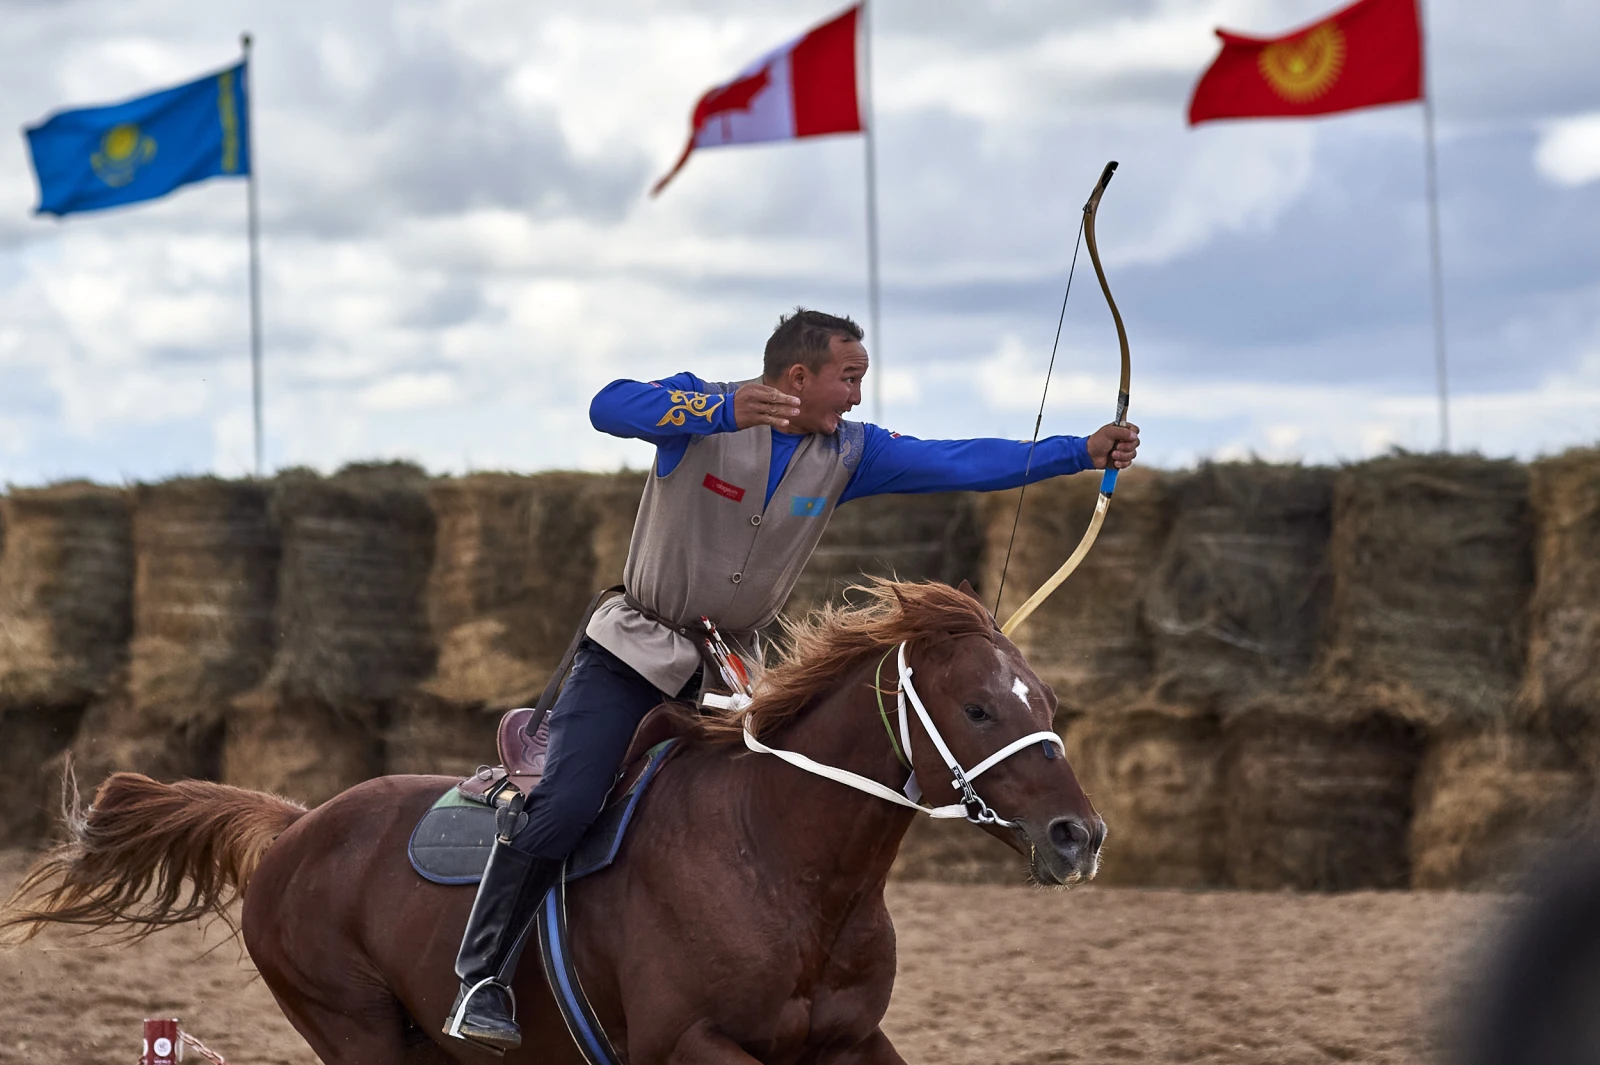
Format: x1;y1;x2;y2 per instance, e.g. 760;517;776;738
722;641;1064;828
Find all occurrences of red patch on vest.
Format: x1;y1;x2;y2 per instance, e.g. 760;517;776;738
702;473;746;502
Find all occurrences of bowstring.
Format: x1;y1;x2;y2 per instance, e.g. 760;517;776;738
992;212;1088;618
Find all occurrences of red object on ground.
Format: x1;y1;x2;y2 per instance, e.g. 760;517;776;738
142;1019;181;1065
142;1018;228;1065
1187;0;1422;125
651;4;862;194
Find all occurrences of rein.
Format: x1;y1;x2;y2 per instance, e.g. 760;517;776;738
734;642;1063;829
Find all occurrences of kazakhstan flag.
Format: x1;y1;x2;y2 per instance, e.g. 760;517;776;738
24;62;250;217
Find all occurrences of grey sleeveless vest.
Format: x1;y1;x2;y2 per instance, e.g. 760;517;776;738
587;381;866;693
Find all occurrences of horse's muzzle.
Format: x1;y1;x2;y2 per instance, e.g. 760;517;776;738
1042;814;1106;883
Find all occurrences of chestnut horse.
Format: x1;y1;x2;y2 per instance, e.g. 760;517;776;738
2;581;1104;1065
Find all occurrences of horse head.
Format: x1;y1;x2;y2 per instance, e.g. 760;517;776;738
712;577;1106;886
899;583;1105;886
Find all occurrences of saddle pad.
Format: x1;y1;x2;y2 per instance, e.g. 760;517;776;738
408;739;678;886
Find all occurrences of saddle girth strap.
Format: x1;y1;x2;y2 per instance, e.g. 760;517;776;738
537;875;623;1065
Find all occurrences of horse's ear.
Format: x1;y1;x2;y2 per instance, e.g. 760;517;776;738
956;579;981;603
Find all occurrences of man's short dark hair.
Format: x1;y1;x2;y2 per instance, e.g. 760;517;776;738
763;307;864;380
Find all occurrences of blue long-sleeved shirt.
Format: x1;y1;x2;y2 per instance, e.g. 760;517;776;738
589;372;1094;508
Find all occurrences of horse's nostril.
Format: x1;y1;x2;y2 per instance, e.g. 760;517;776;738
1048;817;1090;857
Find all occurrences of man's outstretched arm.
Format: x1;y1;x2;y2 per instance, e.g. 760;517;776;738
840;422;1140;503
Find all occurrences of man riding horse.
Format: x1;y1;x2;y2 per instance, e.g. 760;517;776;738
445;307;1141;1050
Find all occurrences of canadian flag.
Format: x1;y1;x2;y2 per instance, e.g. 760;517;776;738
651;5;862;196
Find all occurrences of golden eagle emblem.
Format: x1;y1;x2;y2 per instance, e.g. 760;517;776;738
91;123;158;187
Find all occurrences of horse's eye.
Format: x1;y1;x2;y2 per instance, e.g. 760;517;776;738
963;704;989;722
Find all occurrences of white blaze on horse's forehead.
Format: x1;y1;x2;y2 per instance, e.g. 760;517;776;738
1010;676;1031;708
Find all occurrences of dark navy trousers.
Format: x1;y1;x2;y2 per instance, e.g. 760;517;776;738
511;637;696;861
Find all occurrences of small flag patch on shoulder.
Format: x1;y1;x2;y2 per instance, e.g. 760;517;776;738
791;495;827;516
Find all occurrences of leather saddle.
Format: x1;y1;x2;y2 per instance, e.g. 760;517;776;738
453;584;687;807
457;703;684;806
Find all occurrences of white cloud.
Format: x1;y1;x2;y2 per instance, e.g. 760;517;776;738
1535;112;1600;187
360;372;462;412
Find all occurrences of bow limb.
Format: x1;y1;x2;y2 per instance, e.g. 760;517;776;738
1001;161;1130;639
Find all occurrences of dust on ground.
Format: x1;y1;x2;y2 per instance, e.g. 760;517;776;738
0;849;1507;1065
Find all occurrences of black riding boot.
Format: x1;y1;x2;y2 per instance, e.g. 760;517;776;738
442;838;561;1051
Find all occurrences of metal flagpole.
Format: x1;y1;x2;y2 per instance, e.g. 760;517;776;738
242;32;265;476
860;0;883;425
1418;4;1449;453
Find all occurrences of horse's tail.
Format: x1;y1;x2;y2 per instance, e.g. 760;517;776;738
0;769;306;944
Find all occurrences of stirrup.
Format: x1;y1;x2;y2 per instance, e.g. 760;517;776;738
445;977;517;1039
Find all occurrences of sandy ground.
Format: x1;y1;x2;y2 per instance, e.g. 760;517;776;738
0;849;1509;1065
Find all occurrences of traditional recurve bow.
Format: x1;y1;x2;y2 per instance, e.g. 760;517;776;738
1000;161;1131;638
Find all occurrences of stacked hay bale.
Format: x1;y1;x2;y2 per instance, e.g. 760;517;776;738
391;472;606;777
1063;708;1226;887
1521;448;1600;768
1396;447;1600;890
1062;463;1332;890
1410;731;1587;889
980;468;1171;715
1143;463;1333;711
1318;454;1532;727
224;464;434;806
0;484;133;843
1220;455;1532;890
783;493;982;617
1222;697;1421;890
70;478;278;792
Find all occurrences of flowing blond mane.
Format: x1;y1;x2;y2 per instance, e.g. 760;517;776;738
686;578;996;746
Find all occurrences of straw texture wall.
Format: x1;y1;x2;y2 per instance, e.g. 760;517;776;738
1318;455;1531;729
72;478;277;790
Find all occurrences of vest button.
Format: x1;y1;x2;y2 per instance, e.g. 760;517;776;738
731;572;742;584
750;515;762;526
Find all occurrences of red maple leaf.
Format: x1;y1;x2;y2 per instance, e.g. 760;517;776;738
693;68;772;128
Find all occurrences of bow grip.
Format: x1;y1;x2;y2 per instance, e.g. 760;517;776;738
1099;467;1119;496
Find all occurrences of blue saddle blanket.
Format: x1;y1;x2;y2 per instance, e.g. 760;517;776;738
407;739;677;886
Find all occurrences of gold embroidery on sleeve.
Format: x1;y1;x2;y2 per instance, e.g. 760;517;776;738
656;390;726;427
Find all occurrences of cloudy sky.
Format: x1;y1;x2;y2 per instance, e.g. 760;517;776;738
1;0;1597;486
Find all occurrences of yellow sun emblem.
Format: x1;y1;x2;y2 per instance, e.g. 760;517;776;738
91;123;158;187
1258;24;1346;103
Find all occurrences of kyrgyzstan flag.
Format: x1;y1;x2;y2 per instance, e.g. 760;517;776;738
1188;0;1422;126
651;5;862;196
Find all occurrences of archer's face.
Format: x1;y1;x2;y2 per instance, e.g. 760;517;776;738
789;337;868;435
